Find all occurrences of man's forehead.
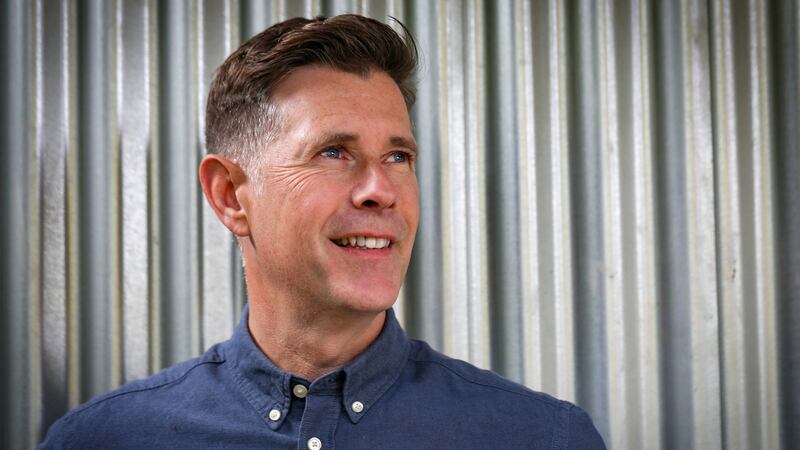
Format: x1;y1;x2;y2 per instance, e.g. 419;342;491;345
271;66;407;113
267;67;415;153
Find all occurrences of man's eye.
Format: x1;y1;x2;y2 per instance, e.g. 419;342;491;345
387;151;411;163
320;147;342;159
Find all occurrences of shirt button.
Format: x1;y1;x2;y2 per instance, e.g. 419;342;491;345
293;384;308;399
307;437;322;450
351;401;364;413
268;409;281;421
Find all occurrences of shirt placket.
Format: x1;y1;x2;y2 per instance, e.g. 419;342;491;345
296;382;342;450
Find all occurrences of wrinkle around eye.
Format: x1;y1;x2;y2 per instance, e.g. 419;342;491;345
263;163;335;195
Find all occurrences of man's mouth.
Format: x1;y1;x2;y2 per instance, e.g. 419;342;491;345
332;236;392;249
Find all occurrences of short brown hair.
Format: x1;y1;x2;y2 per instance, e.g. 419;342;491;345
205;14;418;168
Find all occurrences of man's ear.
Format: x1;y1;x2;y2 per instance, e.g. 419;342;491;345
199;154;251;237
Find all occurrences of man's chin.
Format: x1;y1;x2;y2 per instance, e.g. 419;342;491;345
327;285;400;314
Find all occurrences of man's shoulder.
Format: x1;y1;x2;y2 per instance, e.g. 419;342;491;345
39;346;227;448
406;338;562;407
399;339;605;449
72;346;225;414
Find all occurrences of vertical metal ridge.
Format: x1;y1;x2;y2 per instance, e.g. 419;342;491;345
157;0;201;367
653;1;694;447
1;0;36;446
774;0;800;445
196;0;207;350
188;0;203;360
550;0;575;402
13;0;32;439
65;0;81;413
485;0;523;384
39;0;71;435
567;0;607;427
681;1;722;448
439;0;461;359
76;0;120;402
598;0;625;447
120;0;153;382
109;0;124;395
516;0;542;391
709;0;745;448
465;0;489;367
629;0;661;447
30;1;44;448
147;0;162;375
748;2;780;448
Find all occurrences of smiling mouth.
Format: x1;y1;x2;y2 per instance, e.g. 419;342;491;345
333;236;392;249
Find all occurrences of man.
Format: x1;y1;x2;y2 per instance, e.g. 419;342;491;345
41;15;604;449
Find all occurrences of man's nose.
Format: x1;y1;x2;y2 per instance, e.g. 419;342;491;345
351;164;397;210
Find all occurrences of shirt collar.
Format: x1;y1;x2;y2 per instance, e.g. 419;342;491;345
341;307;410;423
222;305;293;430
222;305;410;426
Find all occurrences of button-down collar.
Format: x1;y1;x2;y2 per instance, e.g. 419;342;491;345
221;305;410;428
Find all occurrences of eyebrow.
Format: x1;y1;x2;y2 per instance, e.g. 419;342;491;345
310;132;418;154
390;136;418;153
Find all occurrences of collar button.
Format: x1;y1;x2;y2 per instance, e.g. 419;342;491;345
351;401;364;413
293;384;308;399
268;409;281;421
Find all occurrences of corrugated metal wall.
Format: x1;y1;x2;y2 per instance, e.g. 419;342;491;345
1;0;798;448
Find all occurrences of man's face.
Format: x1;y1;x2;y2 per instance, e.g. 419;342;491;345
240;67;419;313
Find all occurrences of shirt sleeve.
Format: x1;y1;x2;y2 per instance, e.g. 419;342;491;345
565;405;606;450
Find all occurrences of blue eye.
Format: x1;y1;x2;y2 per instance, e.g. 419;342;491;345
388;152;409;163
320;147;342;159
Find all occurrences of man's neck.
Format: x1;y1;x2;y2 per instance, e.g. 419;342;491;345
247;300;386;381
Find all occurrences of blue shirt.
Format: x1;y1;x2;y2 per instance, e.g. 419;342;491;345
40;307;605;449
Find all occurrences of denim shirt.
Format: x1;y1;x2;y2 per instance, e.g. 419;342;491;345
40;307;605;449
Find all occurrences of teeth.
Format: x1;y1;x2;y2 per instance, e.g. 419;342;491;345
335;236;391;249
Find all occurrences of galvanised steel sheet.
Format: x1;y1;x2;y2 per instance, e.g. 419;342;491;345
1;1;797;448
